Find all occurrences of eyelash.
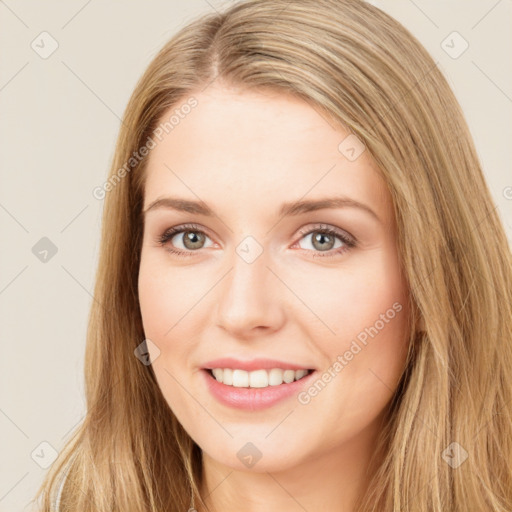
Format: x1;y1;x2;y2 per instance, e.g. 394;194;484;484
155;222;357;259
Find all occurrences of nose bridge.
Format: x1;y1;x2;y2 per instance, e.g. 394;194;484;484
215;235;283;334
223;238;271;309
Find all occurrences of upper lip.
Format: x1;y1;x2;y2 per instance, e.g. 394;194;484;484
202;357;315;371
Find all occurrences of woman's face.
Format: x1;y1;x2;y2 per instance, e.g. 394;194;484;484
138;83;410;475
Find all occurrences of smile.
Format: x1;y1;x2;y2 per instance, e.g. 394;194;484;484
202;366;318;410
208;368;313;388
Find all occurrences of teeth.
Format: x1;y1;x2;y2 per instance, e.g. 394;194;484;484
249;369;267;388
223;368;233;385
209;368;311;387
233;369;249;387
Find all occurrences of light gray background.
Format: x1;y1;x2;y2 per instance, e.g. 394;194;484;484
1;1;511;510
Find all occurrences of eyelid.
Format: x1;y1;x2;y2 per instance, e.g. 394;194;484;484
296;223;356;245
159;222;356;244
158;222;215;246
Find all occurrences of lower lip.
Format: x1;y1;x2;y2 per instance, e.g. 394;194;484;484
202;369;316;411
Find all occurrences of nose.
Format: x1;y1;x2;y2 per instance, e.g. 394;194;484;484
214;244;286;338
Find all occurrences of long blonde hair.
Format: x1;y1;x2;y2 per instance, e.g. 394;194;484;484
33;0;512;510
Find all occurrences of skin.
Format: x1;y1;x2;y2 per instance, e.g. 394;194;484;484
138;82;411;512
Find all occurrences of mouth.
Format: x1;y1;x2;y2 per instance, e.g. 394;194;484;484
205;367;315;388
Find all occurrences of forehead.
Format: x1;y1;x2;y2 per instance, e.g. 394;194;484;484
143;84;391;224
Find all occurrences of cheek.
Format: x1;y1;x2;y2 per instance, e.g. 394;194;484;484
138;252;204;339
138;252;213;390
307;248;410;401
138;264;171;340
138;258;188;385
296;249;408;345
138;258;196;412
303;269;409;442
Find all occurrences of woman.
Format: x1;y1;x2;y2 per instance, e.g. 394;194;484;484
33;0;512;510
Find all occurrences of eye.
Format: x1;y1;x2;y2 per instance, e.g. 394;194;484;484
155;222;357;259
156;223;214;257
294;224;356;258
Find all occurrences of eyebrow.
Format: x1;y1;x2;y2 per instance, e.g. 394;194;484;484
143;196;381;223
